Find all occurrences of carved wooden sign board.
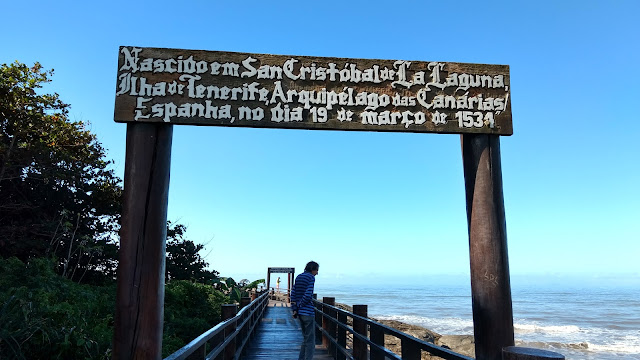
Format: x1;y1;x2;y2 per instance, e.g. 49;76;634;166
114;46;512;135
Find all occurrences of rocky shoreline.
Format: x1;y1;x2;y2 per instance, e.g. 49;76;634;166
335;303;475;359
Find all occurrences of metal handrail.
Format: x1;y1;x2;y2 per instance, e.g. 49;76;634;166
165;291;270;360
313;299;474;360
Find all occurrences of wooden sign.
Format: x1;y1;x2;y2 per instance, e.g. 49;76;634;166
114;46;512;135
268;267;295;273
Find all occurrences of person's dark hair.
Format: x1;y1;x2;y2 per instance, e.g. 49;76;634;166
304;261;319;272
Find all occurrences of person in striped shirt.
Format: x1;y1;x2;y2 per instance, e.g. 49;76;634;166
291;261;319;360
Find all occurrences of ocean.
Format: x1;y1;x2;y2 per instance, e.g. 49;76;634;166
314;276;640;359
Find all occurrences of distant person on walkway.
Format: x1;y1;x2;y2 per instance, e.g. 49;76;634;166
291;261;319;360
277;276;281;290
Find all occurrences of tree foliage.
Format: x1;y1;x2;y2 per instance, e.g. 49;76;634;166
0;61;264;359
0;62;121;284
212;277;265;303
166;221;220;283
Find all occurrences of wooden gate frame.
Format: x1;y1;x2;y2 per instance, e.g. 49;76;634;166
266;267;295;298
112;47;514;360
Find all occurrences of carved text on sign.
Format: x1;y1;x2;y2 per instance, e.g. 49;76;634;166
114;47;512;135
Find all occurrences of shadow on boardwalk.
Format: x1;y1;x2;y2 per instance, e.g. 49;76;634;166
241;300;333;360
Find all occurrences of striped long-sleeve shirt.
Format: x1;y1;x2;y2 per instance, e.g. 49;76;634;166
291;271;315;316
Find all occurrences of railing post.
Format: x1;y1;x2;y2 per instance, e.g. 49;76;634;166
353;305;368;360
322;297;335;352
337;310;347;360
314;294;322;344
401;337;421;360
185;342;206;360
240;297;251;310
369;323;385;360
502;347;565;360
222;304;238;360
239;297;251;353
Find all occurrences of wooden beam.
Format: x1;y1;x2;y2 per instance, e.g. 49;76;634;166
113;122;173;360
461;134;514;360
114;46;512;136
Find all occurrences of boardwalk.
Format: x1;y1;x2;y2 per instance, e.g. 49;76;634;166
241;300;333;360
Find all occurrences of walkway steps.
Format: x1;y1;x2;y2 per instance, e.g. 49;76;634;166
241;300;333;360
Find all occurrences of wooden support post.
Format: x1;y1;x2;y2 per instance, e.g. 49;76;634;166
314;294;322;343
222;304;238;360
322;297;335;350
185;343;206;360
266;269;270;292
369;324;385;360
239;297;250;347
328;300;338;358
337;311;347;360
353;305;368;360
461;134;514;360
240;297;251;309
113;122;173;360
502;347;565;360
401;338;421;360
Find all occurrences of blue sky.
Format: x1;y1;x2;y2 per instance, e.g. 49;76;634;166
2;0;638;285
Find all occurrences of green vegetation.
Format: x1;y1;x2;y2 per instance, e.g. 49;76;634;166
0;62;263;359
213;277;266;303
0;62;121;284
166;221;219;283
0;257;114;359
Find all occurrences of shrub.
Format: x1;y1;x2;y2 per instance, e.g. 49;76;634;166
0;257;231;359
0;257;114;359
162;280;229;357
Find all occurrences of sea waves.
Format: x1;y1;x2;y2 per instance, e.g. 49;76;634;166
315;281;640;359
377;314;640;359
518;340;640;359
515;323;581;335
375;314;474;335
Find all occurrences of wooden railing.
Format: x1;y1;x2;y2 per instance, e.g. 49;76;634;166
267;287;291;301
165;290;564;360
313;297;474;360
164;291;269;360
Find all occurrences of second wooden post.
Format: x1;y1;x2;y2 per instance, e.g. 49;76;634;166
461;134;514;360
353;305;368;360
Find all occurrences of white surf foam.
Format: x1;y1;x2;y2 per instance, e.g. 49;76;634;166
375;314;474;335
379;315;640;358
515;323;581;335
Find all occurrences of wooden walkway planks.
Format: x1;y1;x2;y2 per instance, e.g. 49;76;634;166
241;300;333;360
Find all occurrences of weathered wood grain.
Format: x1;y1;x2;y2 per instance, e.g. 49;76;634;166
461;134;513;360
113;122;173;360
114;46;512;135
